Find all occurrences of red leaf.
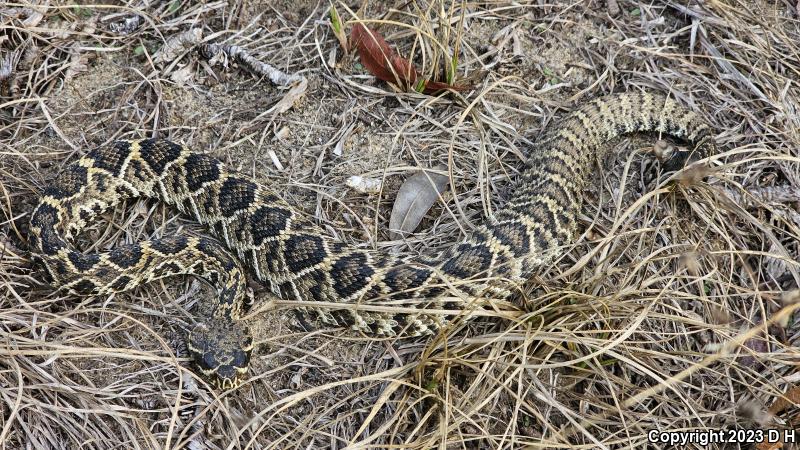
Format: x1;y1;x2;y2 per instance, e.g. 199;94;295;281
350;23;481;95
351;24;419;88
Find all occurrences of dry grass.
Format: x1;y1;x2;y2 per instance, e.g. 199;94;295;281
2;0;800;448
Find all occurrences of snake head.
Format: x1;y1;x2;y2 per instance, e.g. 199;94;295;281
653;138;711;173
187;320;253;389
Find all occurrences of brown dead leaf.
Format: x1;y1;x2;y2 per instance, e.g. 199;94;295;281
351;23;419;89
266;77;308;115
350;23;477;94
754;384;800;449
389;167;449;240
768;384;800;418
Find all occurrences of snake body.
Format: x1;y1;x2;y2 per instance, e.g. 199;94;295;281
30;91;715;388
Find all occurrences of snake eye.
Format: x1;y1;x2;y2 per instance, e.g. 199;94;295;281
232;348;250;368
201;352;218;371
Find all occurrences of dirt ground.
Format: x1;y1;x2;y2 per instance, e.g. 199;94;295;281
1;1;800;449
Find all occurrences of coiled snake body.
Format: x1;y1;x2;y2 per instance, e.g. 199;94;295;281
30;92;715;388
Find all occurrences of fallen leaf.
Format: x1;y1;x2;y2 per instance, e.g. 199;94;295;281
265;76;308;115
768;384;800;418
755;384;800;449
778;289;800;328
351;23;419;89
511;29;524;57
755;439;782;450
389;167;449;239
349;24;478;94
333;122;356;156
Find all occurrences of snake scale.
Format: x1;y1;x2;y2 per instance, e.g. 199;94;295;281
30;91;715;388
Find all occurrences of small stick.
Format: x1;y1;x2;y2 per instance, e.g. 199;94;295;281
200;42;308;114
200;42;304;86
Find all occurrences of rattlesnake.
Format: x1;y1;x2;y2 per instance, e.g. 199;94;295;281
29;91;715;389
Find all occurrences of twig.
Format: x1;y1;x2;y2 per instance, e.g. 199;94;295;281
200;42;308;114
200;42;305;86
